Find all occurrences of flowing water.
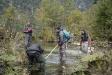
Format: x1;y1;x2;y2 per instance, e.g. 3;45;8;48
45;46;84;75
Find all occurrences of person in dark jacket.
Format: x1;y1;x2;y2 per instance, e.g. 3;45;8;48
80;30;89;53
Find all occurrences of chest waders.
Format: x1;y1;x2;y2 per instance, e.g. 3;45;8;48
57;31;66;75
24;29;46;75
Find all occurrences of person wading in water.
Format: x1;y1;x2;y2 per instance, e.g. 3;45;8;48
80;30;91;53
23;22;45;74
56;26;70;75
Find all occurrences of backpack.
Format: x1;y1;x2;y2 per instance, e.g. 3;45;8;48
63;30;70;42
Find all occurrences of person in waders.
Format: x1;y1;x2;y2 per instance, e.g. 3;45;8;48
80;30;90;53
56;26;70;75
23;22;45;74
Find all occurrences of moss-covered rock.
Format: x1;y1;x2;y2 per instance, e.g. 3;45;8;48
72;50;112;75
72;52;103;75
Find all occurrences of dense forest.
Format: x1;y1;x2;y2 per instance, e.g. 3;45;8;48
0;0;97;41
0;0;112;75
